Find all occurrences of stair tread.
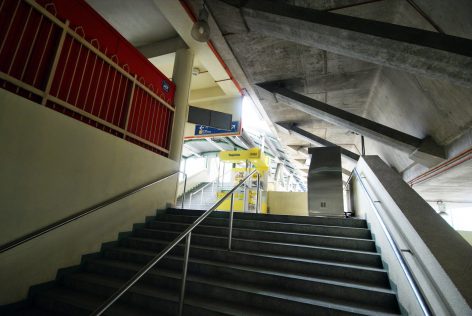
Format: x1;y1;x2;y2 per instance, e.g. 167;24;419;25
156;213;370;231
36;286;160;316
117;236;383;269
142;224;374;243
67;272;399;315
127;233;380;256
88;256;394;293
62;272;285;316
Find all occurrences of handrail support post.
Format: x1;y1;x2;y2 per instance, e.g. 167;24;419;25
228;193;235;250
181;173;187;209
256;173;260;213
178;232;191;316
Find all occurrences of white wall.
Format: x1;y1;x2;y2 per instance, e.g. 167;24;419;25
0;89;179;304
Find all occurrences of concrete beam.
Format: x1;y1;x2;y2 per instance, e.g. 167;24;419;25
259;81;445;167
137;36;188;58
228;0;472;86
278;122;360;162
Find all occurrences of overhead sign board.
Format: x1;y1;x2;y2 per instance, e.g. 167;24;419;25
192;121;240;138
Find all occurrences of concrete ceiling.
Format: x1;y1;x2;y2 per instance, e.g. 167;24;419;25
87;0;239;102
198;0;472;202
87;0;177;47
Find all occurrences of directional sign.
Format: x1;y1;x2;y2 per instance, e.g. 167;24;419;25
194;121;240;137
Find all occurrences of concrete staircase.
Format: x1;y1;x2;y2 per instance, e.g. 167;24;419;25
14;208;400;315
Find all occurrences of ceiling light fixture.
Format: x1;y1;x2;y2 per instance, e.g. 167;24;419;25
191;4;210;42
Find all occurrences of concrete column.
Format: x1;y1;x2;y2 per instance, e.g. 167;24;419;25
169;49;194;162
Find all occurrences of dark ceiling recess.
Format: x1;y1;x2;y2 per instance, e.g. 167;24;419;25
188;106;232;130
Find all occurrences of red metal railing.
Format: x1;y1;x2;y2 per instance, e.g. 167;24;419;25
0;0;176;156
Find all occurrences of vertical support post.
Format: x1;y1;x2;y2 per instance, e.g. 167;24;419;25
178;232;191;316
42;20;69;106
123;74;137;138
181;173;187;209
222;163;226;184
169;49;194;162
256;173;260;214
361;135;365;156
228;193;235;250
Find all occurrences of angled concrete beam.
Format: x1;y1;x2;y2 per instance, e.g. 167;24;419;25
228;0;472;86
137;36;188;58
259;82;445;167
278;122;360;162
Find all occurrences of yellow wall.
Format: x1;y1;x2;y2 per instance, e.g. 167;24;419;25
267;191;308;216
0;90;179;304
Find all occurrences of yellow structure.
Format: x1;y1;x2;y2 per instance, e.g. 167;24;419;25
219;147;269;172
217;148;269;213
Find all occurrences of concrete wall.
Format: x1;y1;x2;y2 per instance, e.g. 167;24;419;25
459;231;472;246
0;89;179;304
267;191;308;216
177;169;210;197
351;156;472;315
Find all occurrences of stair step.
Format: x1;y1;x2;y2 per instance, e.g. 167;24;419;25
60;272;284;316
138;224;376;251
33;286;158;316
166;208;367;228
22;208;400;315
85;257;397;311
63;272;399;315
151;214;372;239
121;233;382;268
104;244;388;288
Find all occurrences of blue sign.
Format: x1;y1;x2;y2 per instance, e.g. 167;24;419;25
162;80;170;93
195;121;239;136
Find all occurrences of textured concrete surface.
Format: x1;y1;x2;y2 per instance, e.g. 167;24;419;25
353;156;472;314
202;0;472;202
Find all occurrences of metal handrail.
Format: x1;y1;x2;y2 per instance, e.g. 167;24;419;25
91;169;260;316
189;180;214;205
348;169;431;315
0;171;187;253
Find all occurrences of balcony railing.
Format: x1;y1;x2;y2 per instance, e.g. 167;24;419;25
0;0;175;156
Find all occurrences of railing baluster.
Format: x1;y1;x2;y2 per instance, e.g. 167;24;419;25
17;10;43;93
91;48;107;118
0;1;21;60
105;56;119;122
7;6;33;77
111;72;124;128
54;32;74;104
83;40;100;123
178;232;191;316
123;75;137;137
74;45;91;107
65;31;84;103
29;17;54;98
98;62;112;122
41;20;69;106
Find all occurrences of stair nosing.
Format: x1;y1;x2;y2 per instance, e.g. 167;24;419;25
66;271;399;316
155;213;370;231
129;231;380;255
88;256;394;293
107;245;386;272
141;224;375;243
